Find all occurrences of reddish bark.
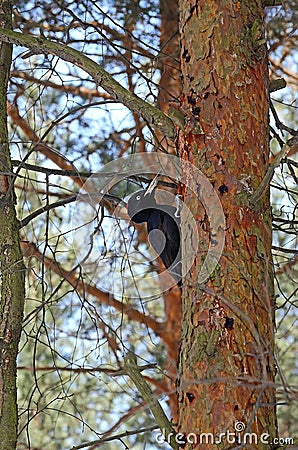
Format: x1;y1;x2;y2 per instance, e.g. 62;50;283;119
177;0;277;447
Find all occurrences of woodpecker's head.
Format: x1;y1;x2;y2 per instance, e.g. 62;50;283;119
126;175;159;222
127;189;157;222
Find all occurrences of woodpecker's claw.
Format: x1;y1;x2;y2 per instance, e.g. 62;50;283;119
174;194;183;218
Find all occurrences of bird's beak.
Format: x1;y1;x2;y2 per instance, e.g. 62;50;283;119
144;174;160;196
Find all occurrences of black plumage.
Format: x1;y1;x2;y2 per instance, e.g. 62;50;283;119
127;188;182;289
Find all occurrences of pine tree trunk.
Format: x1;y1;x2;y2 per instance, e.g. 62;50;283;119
158;0;182;421
0;1;25;448
177;0;277;448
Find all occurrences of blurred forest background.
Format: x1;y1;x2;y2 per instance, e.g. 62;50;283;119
0;0;297;448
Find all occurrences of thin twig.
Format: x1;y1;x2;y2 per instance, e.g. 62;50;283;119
249;137;298;206
19;192;126;228
114;352;179;450
70;425;159;449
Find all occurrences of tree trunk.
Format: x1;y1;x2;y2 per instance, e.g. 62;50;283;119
177;0;277;448
0;1;25;448
158;0;182;421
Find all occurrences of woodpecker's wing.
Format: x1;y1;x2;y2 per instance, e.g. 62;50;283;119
147;208;181;284
127;190;182;287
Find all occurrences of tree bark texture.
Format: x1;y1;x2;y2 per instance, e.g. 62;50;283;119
0;1;25;449
177;0;277;448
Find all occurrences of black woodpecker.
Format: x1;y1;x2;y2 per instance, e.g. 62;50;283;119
126;180;182;289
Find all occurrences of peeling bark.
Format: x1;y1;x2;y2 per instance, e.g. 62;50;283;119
177;0;277;448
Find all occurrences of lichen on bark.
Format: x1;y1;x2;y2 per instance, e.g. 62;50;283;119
177;0;277;448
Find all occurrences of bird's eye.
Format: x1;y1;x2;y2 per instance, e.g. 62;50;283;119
136;195;141;200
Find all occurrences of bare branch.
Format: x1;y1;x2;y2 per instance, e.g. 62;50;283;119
70;425;159;450
21;240;165;337
269;78;286;93
275;254;298;276
0;29;176;139
7;101;85;187
18;191;127;228
249;137;298;206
